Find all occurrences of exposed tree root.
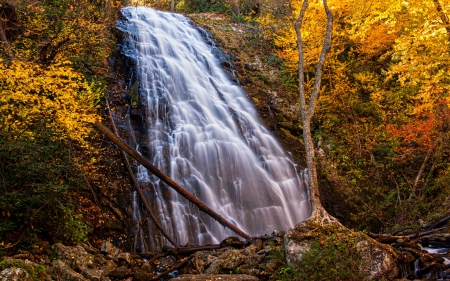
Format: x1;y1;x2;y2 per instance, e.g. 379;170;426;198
309;207;343;228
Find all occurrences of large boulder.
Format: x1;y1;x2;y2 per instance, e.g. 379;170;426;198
284;220;399;280
204;249;245;274
51;243;94;270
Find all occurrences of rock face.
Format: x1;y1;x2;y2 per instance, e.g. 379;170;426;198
284;220;399;280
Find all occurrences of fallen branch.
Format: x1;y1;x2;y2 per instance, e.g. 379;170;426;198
162;244;221;254
106;98;177;247
149;254;194;280
369;226;450;244
93;122;251;240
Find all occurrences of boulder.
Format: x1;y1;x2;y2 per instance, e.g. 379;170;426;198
80;268;103;281
53;259;87;281
205;249;244;274
0;268;34;281
356;238;399;280
51;243;94;270
100;241;121;258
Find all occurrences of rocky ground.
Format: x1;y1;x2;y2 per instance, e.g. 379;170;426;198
2;225;450;280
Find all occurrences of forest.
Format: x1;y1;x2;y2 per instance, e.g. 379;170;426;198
0;0;450;279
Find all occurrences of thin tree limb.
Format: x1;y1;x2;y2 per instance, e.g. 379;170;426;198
106;98;178;247
409;148;432;201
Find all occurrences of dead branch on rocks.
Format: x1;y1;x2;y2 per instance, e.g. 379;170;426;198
149;254;195;280
369;226;450;244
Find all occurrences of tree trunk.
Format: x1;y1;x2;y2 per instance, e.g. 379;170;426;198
93;122;251;241
294;0;336;224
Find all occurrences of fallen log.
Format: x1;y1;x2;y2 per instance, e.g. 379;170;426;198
105;98;177;247
93;122;251;241
162;244;221;254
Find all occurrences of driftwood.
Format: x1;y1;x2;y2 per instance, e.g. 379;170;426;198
93;122;251;240
105;99;177;247
162;244;221;254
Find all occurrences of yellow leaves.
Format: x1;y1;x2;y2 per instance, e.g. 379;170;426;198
0;59;99;144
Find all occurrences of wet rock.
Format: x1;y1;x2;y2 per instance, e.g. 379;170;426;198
107;266;131;279
51;243;94;270
101;241;121;258
421;233;450;248
0;268;34;281
53;259;87;281
99;265;117;277
205;249;244;274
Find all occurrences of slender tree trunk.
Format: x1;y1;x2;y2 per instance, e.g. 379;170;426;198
409;147;433;201
171;0;175;12
294;0;335;222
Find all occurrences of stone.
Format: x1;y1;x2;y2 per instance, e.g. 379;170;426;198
51;243;94;270
107;266;131;279
172;274;259;280
116;252;132;264
205;249;244;274
133;269;155;281
191;251;217;274
356;238;399;280
242;244;258;255
220;237;245;248
0;268;34;281
243;254;264;267
81;268;103;281
100;241;121;258
53;259;87;281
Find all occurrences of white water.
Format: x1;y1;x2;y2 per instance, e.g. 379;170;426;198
117;7;310;250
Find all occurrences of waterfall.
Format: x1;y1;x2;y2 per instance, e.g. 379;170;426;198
116;7;310;250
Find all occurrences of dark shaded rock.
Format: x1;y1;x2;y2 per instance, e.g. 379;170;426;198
107;266;131;279
205;249;244;274
80;268;103;281
243;254;264;266
191;251;217;274
53;259;87;281
133;269;155;281
220;237;245;248
101;241;121;258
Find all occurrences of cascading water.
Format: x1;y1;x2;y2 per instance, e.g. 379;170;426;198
116;7;310;251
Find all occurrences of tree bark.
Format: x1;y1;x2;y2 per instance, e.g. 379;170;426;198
294;0;334;222
93;122;251;241
409;147;432;201
106;99;177;247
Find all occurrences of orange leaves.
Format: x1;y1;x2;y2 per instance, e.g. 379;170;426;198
387;100;450;163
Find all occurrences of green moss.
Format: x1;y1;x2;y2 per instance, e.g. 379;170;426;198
0;260;48;281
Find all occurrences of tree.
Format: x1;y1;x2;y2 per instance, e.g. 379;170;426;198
294;0;338;223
